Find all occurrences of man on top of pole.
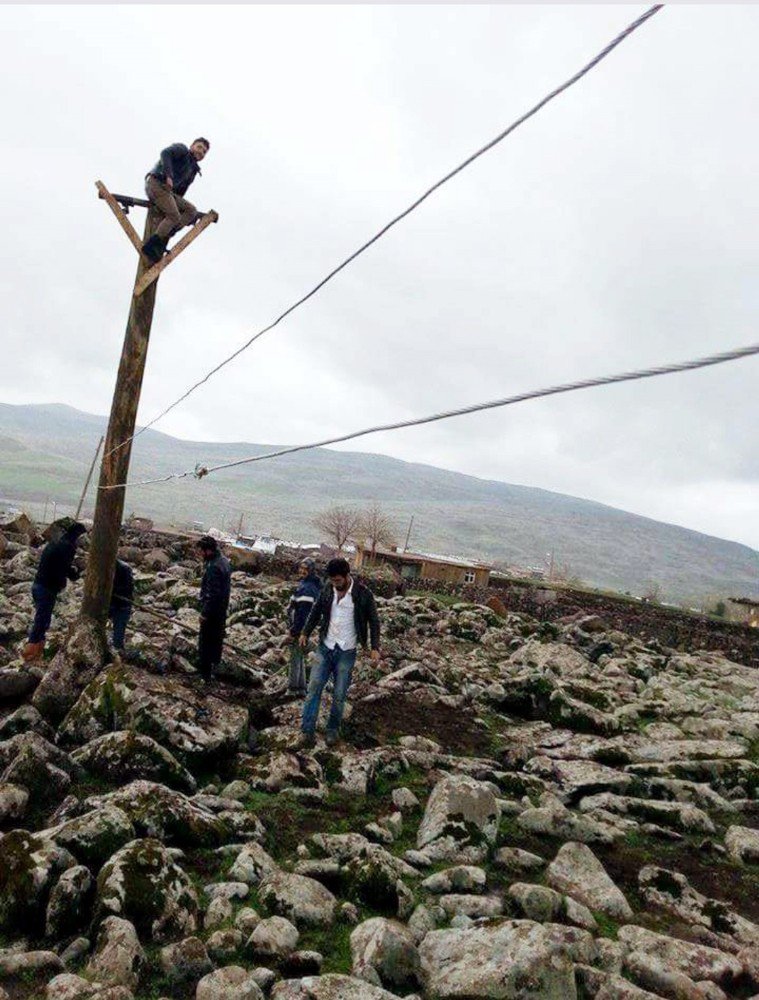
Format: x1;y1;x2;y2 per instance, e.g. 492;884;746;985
142;138;210;263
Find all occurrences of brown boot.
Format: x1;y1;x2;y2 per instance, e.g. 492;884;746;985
21;641;44;662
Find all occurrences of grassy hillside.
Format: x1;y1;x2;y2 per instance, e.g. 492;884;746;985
0;401;756;605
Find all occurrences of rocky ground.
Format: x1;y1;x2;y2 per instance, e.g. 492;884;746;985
0;526;758;999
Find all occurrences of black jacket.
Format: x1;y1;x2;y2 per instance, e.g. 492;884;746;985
287;573;322;636
200;553;231;619
148;143;201;197
303;579;380;651
34;536;80;594
110;560;134;613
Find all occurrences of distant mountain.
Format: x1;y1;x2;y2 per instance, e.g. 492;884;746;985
0;401;756;605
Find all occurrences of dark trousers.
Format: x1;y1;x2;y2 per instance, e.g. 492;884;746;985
198;616;225;678
29;584;57;643
109;606;131;650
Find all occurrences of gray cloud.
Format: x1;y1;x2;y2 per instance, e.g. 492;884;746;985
1;5;756;548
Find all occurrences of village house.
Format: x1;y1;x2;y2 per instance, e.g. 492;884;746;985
728;597;759;628
355;545;491;587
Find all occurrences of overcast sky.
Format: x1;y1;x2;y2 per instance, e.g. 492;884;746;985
1;4;757;550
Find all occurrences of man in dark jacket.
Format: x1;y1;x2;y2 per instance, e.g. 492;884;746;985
142;137;210;263
197;535;231;681
299;558;380;748
287;558;321;696
23;522;86;661
109;558;134;652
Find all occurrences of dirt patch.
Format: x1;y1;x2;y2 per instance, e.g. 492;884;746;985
595;836;759;925
345;686;494;757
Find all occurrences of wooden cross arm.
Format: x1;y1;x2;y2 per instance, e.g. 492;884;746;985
95;180;144;255
133;210;219;297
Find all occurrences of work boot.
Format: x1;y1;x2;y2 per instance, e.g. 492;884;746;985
325;730;339;748
21;641;44;662
141;234;165;264
299;732;316;751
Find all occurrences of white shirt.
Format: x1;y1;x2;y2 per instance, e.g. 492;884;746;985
325;579;358;651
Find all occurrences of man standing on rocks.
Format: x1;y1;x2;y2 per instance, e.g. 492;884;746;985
109;557;134;652
287;558;322;696
197;535;231;683
22;521;86;661
298;557;380;748
142;137;210;263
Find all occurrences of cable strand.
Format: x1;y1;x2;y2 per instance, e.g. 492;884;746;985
103;4;663;462
101;341;758;490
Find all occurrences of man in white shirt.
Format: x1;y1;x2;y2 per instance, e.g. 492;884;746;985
299;557;380;748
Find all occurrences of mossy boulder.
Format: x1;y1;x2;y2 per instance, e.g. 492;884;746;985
84;780;228;848
59;665;248;767
71;730;197;794
95;837;198;942
0;830;76;934
46;804;135;870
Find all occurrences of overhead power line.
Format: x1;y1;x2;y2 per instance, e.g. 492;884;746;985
104;3;664;462
101;341;758;491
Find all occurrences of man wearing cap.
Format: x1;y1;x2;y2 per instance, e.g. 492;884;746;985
142;137;210;263
196;535;231;683
22;522;86;661
286;558;322;696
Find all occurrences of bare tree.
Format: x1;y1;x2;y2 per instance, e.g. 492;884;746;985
641;581;662;604
358;503;397;562
312;505;360;552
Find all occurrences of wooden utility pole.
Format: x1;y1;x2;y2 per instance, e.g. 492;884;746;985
75;435;104;520
81;183;218;627
403;515;415;553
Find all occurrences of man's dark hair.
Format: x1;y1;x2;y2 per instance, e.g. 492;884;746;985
197;534;218;553
194;137;210;149
327;557;350;578
64;522;86;541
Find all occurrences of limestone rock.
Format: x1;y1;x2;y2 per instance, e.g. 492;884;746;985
350;917;422;990
416;774;500;861
270;976;403;999
95;838;198;941
159;936;212;984
71;731;197;794
86;916;145;990
0;829;75;933
196;966;264;1000
0;782;28;823
46;865;94;938
259;869;338;927
419;920;594;998
83;781;229;848
247;915;299;961
725;825;759;864
58;664;248;766
546;841;633;920
46;805;135;870
617;925;744;988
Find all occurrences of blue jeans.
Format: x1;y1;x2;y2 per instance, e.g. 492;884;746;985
301;643;357;736
29;584;57;643
109;606;131;650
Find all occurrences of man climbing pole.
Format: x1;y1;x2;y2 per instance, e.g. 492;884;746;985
142;137;210;263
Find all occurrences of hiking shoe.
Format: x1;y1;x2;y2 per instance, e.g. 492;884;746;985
325;730;339;748
21;641;44;662
299;732;316;750
141;234;165;264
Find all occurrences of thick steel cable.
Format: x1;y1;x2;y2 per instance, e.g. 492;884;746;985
100;341;759;490
103;4;663;462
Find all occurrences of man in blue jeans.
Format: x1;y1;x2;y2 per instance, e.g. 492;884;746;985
298;558;380;749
